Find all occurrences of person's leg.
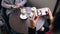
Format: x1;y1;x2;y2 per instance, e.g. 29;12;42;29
44;26;49;32
37;26;49;34
37;30;45;34
28;27;36;34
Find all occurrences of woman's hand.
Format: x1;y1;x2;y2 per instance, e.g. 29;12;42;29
47;8;54;31
15;4;21;8
30;13;39;29
11;5;16;8
47;8;53;21
11;4;20;8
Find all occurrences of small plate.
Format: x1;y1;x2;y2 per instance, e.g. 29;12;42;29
20;14;27;19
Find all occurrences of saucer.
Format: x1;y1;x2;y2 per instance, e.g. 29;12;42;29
20;14;27;19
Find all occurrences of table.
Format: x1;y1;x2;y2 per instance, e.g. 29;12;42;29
9;7;45;34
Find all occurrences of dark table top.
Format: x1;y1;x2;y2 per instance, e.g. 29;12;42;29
9;7;45;33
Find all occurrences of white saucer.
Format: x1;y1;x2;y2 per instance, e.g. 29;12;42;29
20;14;27;19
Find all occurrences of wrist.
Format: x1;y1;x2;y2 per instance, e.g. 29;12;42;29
50;23;53;25
30;26;35;29
30;21;36;29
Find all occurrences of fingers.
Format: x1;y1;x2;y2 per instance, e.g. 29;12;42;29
30;12;35;20
11;4;20;8
11;5;15;8
48;8;52;16
15;4;20;8
35;16;39;23
30;14;39;24
47;8;54;21
30;15;39;28
32;13;36;20
30;13;36;28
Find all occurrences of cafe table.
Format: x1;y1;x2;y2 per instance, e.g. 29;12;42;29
9;7;45;34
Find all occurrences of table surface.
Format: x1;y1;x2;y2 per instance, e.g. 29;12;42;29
9;7;45;33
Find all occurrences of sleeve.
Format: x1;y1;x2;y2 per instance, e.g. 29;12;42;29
18;0;27;6
1;0;12;9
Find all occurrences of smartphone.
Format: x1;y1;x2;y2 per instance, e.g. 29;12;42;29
37;8;48;16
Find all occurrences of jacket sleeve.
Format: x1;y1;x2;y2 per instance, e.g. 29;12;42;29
18;0;27;6
1;0;12;9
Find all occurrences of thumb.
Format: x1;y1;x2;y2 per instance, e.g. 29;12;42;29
35;16;39;23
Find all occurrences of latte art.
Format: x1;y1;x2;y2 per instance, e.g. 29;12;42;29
21;8;26;15
20;8;27;19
